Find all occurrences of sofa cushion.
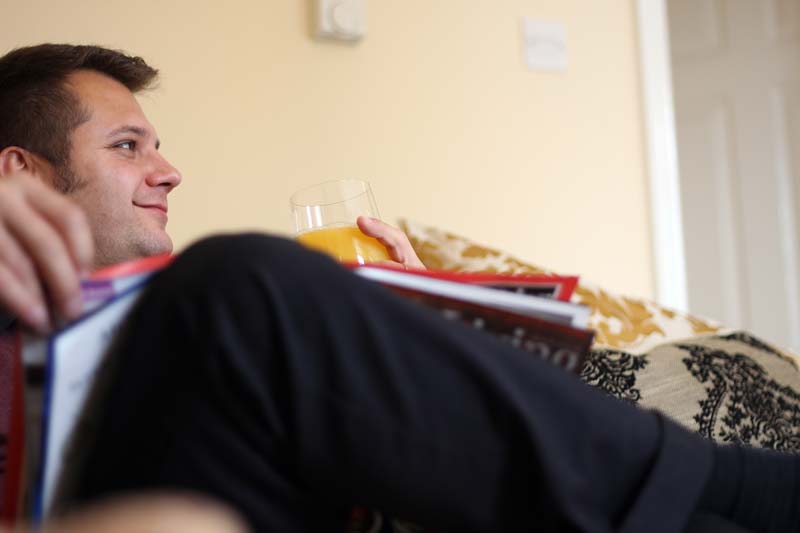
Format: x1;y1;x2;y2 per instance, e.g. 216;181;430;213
584;331;800;449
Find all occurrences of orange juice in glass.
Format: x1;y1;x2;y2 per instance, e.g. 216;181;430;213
291;179;391;264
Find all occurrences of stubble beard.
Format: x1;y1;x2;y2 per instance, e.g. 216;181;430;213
90;215;174;269
56;163;173;269
53;161;88;194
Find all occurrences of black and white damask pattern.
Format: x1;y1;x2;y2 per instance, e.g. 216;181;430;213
678;339;800;451
580;349;648;403
718;331;797;365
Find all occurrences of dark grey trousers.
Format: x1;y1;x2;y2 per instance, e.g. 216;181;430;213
64;234;721;532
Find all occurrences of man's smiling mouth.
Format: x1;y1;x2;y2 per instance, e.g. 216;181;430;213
134;202;168;222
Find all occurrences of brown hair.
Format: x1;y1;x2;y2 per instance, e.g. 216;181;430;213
0;44;158;191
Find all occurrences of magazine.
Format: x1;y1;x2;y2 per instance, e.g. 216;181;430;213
352;266;593;373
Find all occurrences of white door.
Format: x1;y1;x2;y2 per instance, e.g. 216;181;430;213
667;0;800;352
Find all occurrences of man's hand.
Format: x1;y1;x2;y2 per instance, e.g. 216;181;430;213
0;170;94;333
356;216;425;270
1;493;247;533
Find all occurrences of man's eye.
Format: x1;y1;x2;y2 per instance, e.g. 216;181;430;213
116;141;136;151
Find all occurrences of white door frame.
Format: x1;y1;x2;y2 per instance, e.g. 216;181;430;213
636;0;688;312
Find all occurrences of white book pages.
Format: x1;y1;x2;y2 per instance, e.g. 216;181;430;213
35;286;145;519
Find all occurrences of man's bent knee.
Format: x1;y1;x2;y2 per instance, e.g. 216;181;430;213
157;233;342;295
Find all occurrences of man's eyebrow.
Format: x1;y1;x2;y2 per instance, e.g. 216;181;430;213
107;126;161;149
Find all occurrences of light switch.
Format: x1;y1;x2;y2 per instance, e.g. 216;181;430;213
315;0;366;41
521;18;568;72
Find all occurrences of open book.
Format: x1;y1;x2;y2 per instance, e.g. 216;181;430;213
24;255;172;520
24;258;592;520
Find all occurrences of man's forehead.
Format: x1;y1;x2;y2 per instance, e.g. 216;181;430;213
65;69;157;139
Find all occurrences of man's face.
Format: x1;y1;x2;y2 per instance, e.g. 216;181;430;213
57;70;182;268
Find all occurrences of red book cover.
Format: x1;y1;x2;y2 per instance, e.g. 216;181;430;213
89;254;174;280
0;329;23;524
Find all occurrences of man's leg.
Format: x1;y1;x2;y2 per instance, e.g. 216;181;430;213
65;234;716;532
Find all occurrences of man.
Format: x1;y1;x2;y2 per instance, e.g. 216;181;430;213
0;45;422;333
0;44;796;533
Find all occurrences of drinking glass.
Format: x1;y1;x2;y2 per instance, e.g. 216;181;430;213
290;179;391;264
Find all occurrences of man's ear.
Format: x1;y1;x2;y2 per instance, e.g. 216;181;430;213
0;146;54;181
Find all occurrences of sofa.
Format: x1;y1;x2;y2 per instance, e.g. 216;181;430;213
343;219;800;533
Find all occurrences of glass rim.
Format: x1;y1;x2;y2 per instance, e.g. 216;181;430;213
290;179;372;208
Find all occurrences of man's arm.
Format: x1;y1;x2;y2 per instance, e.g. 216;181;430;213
0;171;94;333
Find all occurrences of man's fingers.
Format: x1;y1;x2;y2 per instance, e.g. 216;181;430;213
25;180;94;274
356;216;406;259
369;260;407;269
0;264;50;334
356;216;426;269
37;494;248;533
0;224;46;308
3;200;84;322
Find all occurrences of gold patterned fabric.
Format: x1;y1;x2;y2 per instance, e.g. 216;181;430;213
399;219;725;355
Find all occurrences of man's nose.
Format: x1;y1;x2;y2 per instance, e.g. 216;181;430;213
146;153;182;191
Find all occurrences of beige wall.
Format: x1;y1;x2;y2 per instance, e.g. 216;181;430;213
2;0;654;299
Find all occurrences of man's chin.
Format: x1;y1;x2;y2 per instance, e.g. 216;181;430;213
92;221;174;268
104;232;173;267
139;233;174;257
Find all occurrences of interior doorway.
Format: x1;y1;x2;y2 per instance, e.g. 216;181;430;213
640;0;800;353
669;0;800;351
